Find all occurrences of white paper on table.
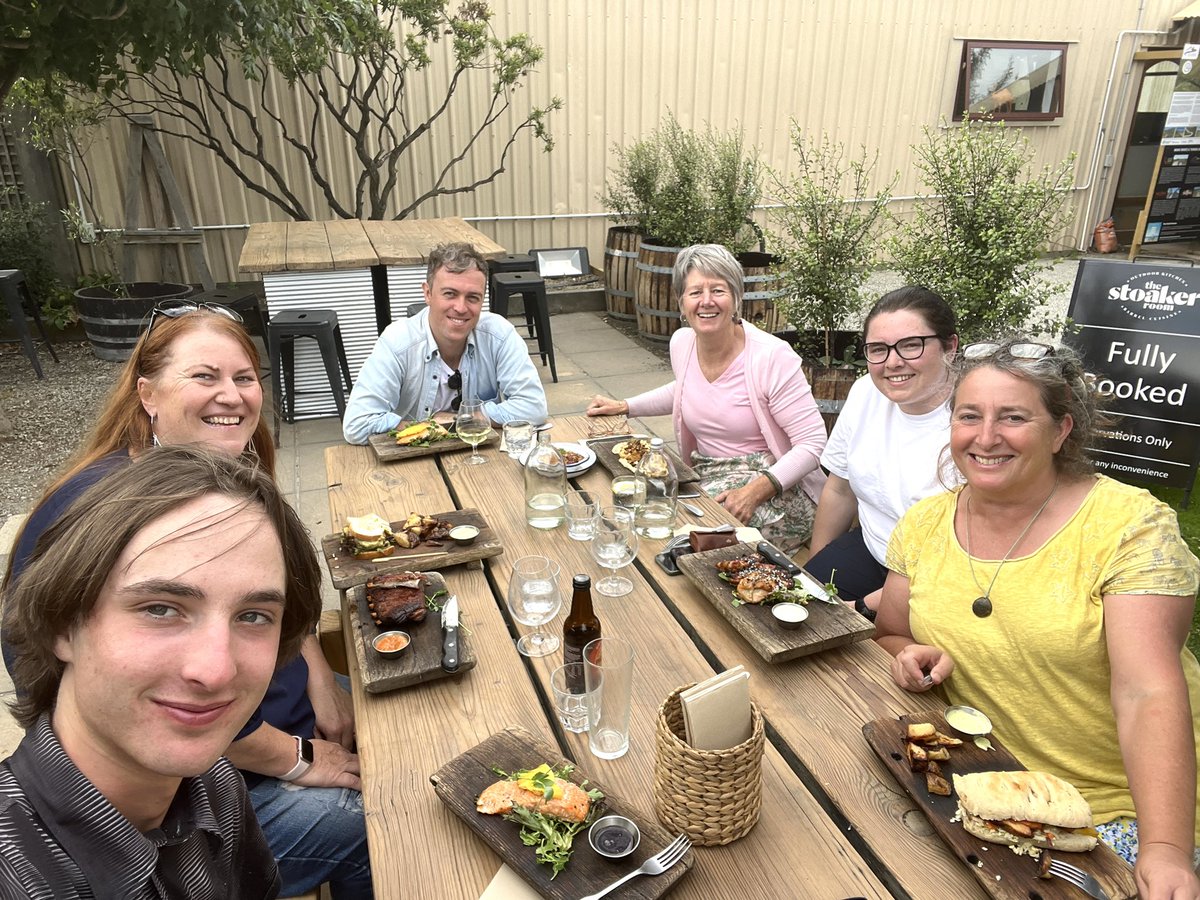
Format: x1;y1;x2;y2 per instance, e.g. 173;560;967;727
479;863;541;899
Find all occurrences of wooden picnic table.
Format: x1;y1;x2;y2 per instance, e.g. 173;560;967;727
324;415;990;899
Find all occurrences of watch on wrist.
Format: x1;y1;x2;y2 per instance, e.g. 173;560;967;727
854;595;878;622
279;736;314;782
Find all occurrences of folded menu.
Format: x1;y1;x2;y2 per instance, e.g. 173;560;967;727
680;666;752;751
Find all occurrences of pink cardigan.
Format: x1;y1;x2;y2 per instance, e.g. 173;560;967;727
626;321;827;503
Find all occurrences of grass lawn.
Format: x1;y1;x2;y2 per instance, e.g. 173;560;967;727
1146;485;1200;659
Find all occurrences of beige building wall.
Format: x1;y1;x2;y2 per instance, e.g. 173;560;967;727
62;0;1185;284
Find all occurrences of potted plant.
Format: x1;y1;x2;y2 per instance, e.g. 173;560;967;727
888;117;1074;342
604;113;761;342
598;136;661;321
11;86;194;360
768;126;893;428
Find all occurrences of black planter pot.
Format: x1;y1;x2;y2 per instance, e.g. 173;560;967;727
74;282;195;361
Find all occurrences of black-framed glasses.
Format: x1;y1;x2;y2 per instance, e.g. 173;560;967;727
863;334;940;364
962;341;1055;361
146;299;243;335
448;370;463;412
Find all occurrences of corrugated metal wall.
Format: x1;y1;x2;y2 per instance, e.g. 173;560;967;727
58;0;1184;284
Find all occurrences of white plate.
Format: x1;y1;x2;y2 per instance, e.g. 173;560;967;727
554;441;596;474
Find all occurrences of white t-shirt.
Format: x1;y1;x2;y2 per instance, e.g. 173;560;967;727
819;375;956;564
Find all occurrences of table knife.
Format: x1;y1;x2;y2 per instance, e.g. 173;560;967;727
756;541;837;604
441;595;461;672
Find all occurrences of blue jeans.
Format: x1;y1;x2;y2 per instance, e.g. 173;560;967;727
248;776;373;898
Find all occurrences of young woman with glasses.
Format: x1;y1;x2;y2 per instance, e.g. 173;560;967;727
2;302;373;898
805;287;960;616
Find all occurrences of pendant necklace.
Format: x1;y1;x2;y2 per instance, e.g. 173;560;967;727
964;478;1059;618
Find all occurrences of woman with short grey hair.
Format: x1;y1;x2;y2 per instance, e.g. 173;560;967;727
588;243;826;551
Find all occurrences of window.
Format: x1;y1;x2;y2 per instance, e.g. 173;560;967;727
953;40;1067;122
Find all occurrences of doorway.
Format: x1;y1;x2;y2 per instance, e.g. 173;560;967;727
1112;58;1179;244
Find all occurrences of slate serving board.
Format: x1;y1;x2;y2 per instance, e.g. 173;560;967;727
862;711;1136;900
586;435;699;484
676;542;874;663
368;427;498;462
347;571;477;694
321;508;502;590
430;725;693;900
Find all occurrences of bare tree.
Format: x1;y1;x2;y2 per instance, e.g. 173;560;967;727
96;0;560;221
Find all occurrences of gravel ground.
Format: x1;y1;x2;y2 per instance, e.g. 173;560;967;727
0;341;121;519
0;259;1083;521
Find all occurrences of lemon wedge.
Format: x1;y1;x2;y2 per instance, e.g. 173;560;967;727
515;764;562;799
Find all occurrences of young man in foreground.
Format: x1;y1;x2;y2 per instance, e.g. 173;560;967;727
0;446;323;898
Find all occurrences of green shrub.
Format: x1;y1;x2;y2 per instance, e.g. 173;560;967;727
889;118;1075;342
768;126;893;361
0;195;74;330
600;112;762;254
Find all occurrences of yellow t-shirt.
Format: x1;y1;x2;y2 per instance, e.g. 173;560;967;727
886;475;1200;838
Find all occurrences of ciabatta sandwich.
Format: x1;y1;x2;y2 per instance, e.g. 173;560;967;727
953;771;1098;853
342;514;397;560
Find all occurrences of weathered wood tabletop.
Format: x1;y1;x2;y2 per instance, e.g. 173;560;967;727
239;218;506;273
325;415;992;898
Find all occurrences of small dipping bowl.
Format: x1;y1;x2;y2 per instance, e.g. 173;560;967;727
448;524;480;545
944;705;993;736
589;815;641;859
372;630;411;659
771;602;809;630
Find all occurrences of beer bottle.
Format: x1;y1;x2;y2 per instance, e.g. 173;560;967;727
562;574;601;690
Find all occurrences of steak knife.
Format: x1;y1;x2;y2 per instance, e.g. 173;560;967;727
441;595;461;672
756;541;836;604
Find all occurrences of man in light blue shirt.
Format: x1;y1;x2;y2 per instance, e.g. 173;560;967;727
342;242;548;444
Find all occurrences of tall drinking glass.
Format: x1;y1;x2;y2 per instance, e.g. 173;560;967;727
506;556;563;657
584;636;635;759
589;506;638;597
455;399;492;466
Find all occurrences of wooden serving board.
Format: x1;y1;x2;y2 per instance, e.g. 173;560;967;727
677;542;875;663
348;572;477;693
586;435;699;484
368;427;498;463
430;725;693;899
321;508;502;590
862;712;1136;900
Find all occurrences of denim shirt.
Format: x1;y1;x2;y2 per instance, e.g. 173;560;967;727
342;308;548;444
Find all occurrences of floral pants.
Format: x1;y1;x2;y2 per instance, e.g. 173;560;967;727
691;449;815;554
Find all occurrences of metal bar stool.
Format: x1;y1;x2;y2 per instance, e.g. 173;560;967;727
0;269;60;379
490;271;557;383
267;309;353;445
487;254;538;337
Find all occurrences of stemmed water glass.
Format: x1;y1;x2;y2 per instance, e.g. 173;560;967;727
455;399;491;466
590;506;639;597
507;556;563;657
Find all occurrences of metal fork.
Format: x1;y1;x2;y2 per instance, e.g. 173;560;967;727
1047;859;1111;900
579;833;691;900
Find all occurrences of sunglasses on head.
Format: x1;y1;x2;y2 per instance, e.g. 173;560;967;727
962;341;1055;361
448;370;462;412
146;300;243;335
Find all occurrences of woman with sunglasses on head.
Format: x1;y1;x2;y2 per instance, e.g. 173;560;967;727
877;338;1200;898
586;243;827;552
2;301;373;898
805;287;959;617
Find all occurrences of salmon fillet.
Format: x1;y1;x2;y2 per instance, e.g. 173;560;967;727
476;778;590;823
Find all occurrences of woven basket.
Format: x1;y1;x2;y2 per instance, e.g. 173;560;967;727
652;683;764;846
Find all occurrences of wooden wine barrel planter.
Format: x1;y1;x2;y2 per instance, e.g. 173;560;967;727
737;251;784;334
603;226;640;321
74;282;195;361
634;239;683;343
801;363;859;434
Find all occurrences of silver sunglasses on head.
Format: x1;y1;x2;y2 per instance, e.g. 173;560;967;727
146;299;243;334
962;341;1055;361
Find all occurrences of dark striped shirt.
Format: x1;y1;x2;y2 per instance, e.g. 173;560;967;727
0;716;279;899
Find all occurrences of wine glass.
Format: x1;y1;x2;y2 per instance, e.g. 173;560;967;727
507;556;563;657
455;399;491;466
590;506;639;597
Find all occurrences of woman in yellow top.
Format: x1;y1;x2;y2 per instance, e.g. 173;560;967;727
877;338;1200;899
